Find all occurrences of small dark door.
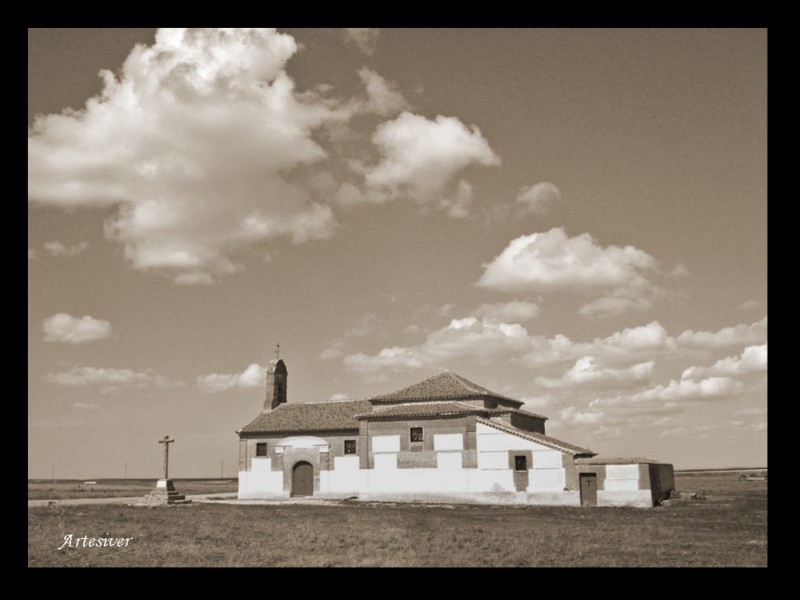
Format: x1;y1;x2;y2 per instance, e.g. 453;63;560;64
292;461;314;497
579;473;598;506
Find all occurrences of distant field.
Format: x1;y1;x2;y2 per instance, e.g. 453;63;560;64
27;473;766;567
27;479;238;500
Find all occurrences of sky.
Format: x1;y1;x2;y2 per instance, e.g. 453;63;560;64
28;28;767;478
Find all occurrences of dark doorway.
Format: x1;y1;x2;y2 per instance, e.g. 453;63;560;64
292;461;313;497
513;455;529;491
579;473;598;506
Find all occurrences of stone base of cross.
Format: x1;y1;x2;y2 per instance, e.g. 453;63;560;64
141;478;188;505
136;435;191;505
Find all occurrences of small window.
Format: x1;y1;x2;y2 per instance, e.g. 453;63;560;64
410;427;424;443
514;455;527;471
344;440;357;455
256;442;267;457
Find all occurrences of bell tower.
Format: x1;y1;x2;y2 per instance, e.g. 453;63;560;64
264;344;287;412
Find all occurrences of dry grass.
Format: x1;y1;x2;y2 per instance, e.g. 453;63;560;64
27;479;238;500
27;474;766;567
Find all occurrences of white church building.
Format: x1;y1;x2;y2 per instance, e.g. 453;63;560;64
237;359;674;507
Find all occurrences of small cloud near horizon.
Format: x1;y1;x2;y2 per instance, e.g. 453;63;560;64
43;313;111;344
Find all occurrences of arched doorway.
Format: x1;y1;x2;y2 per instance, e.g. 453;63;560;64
292;461;314;497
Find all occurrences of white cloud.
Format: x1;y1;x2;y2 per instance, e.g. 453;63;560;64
319;342;344;360
743;422;767;433
43;313;111;344
343;111;499;215
345;346;424;373
367;112;500;191
577;290;655;318
675;317;767;349
358;68;410;117
43;241;89;257
591;376;743;409
670;262;690;277
515;182;561;215
440;179;474;219
28;28;354;284
681;344;767;380
473;300;540;322
739;299;762;311
727;419;766;433
646;376;743;401
734;406;766;418
344;313;381;338
319;313;385;361
599;321;672;351
659;427;688;437
559;405;605;426
478;228;657;293
341;28;380;55
332;182;374;207
340;312;768;382
477;228;660;318
329;393;350;401
424;318;532;362
519;320;674;368
519;395;557;410
344;317;531;373
651;416;675;427
197;363;265;393
47;366;183;394
535;357;655;390
437;304;456;318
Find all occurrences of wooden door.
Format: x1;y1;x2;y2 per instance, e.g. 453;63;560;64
292;461;313;497
579;473;597;506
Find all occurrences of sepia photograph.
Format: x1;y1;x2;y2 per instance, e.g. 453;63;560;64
28;28;766;567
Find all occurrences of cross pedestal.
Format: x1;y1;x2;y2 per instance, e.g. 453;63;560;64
145;478;187;504
138;435;191;505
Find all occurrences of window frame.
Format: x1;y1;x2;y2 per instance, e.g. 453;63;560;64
514;455;528;471
410;427;424;443
344;439;357;455
255;442;268;457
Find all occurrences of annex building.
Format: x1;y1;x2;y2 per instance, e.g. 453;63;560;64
237;359;674;507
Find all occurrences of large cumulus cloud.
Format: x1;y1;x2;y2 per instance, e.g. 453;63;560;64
29;29;355;283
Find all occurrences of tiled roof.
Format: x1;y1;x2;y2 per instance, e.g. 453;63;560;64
368;371;523;407
477;417;596;457
513;407;548;421
355;401;512;421
574;456;665;465
240;400;372;434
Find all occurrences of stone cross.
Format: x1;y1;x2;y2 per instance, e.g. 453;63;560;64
274;342;280;360
158;435;175;480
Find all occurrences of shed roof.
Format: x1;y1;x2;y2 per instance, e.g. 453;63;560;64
477;417;596;457
368;371;523;407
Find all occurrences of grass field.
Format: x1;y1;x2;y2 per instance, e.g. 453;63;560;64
27;473;766;567
27;479;238;500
